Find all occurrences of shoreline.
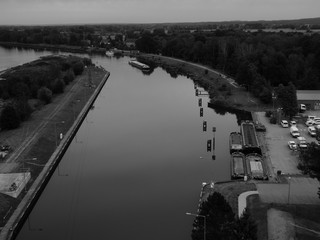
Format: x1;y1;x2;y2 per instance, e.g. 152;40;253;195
0;58;110;239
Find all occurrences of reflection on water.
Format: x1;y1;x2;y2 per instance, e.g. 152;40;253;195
0;46;241;240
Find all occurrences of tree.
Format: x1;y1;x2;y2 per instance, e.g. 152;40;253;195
275;82;298;118
135;34;159;53
0;105;20;130
72;61;84;76
14;99;32;121
52;78;65;94
37;87;52;104
63;70;75;85
192;192;235;240
235;209;257;240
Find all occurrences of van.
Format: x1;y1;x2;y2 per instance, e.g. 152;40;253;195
290;126;300;137
300;104;306;112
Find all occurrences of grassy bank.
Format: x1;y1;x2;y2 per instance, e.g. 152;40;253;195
137;54;271;112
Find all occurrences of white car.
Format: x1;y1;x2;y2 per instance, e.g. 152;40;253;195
308;126;317;137
280;120;289;128
313;118;320;125
305;120;314;126
288;141;297;150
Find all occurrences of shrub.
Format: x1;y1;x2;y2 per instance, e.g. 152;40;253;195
0;105;20;130
63;70;75;85
72;61;84;75
37;87;52;104
265;111;272;117
269;116;277;124
14;100;32;121
83;58;92;66
52;78;65;94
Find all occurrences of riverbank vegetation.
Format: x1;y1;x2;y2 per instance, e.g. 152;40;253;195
0;55;89;129
136;30;320;104
191;192;257;240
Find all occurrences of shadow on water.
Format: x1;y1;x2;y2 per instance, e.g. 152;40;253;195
208;102;252;125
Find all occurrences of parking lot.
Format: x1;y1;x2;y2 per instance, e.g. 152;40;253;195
256;111;319;175
255;111;320;205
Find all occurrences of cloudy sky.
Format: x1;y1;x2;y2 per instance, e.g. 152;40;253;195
0;0;319;25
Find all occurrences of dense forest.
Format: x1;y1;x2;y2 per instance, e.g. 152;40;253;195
136;30;320;104
0;55;89;129
0;25;320;105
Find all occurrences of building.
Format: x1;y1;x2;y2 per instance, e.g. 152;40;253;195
296;90;320;110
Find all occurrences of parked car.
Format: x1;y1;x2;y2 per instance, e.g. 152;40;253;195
288;141;297;150
313;118;320;125
280;120;289;128
290;126;300;137
255;122;266;132
289;120;297;126
0;145;11;152
297;136;308;149
305;120;314;126
308;126;317;137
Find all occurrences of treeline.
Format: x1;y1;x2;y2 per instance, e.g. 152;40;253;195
136;30;320;104
191;191;257;240
0;55;90;130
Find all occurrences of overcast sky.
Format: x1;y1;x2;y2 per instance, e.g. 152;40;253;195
0;0;319;25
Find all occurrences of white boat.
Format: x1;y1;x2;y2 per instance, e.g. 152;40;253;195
105;51;114;57
128;59;150;71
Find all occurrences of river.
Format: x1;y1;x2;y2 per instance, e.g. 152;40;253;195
0;46;240;240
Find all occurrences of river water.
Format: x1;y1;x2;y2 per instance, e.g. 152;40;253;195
0;46;240;240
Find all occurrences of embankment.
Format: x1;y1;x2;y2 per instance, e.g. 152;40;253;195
0;71;110;240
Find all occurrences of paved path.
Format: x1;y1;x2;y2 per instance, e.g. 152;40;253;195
238;191;259;218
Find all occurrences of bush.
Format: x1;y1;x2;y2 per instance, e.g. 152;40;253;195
265;111;272;117
63;70;75;85
14;100;32;121
270;116;277;124
0;105;20;130
37;87;52;104
52;78;65;94
72;61;84;75
83;58;92;66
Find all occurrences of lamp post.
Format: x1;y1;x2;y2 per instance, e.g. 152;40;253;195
186;212;206;240
288;176;291;204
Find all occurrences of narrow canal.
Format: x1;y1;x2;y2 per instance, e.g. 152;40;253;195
0;46;240;240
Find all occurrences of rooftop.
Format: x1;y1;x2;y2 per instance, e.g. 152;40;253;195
297;90;320;101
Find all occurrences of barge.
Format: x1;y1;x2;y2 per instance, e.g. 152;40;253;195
229;132;243;153
128;59;150;72
245;153;268;180
231;152;246;179
240;121;261;154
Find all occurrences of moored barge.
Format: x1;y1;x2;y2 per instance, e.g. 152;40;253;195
128;59;150;71
245;153;268;180
240;121;261;154
231;152;246;179
229;132;243;153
